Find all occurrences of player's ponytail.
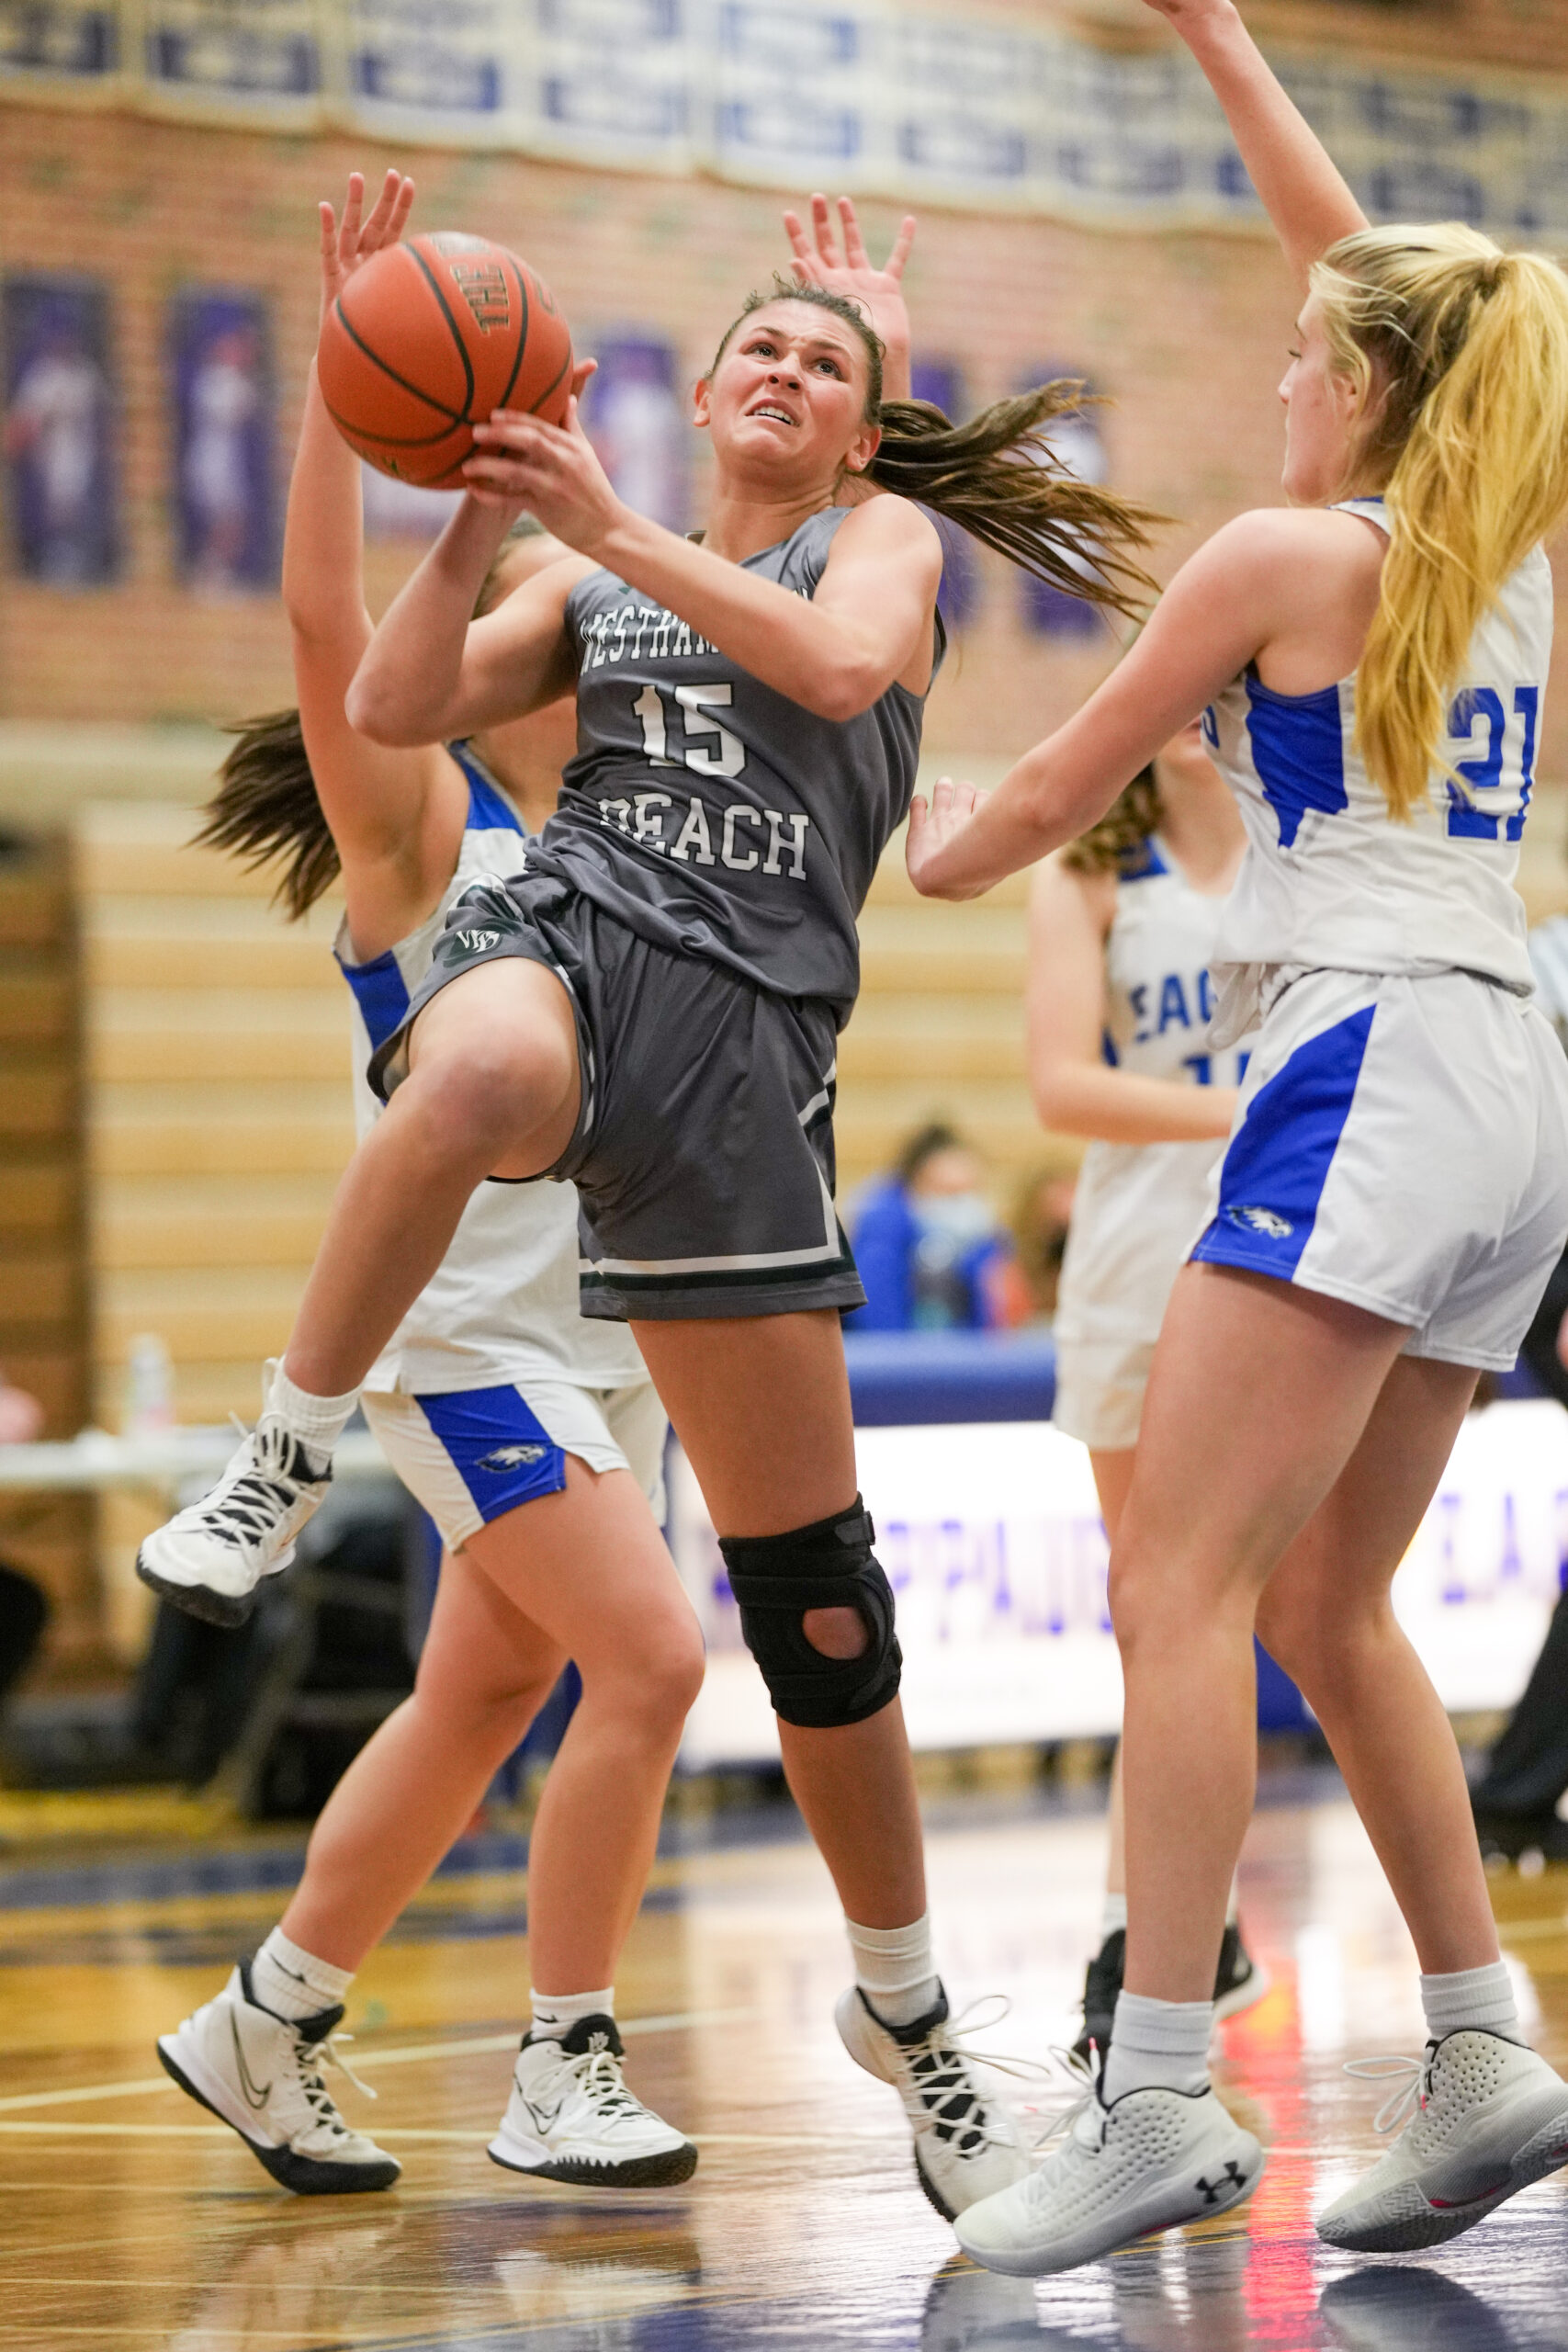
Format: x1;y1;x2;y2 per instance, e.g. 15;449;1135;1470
865;390;1162;621
1313;225;1568;820
195;711;340;919
711;279;1164;619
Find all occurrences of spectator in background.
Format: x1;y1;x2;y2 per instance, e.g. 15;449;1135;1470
847;1123;1012;1330
993;1151;1080;1325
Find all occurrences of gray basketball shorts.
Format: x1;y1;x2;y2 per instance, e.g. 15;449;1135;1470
368;870;867;1325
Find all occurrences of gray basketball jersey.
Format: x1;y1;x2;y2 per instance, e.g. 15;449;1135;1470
533;504;942;1024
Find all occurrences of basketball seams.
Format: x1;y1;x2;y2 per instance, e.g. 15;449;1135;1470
407;243;478;419
319;393;470;455
528;336;573;423
330;293;468;429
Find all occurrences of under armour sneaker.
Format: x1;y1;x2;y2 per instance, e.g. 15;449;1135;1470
835;1984;1032;2221
1317;2029;1568;2252
1072;1920;1269;2065
157;1962;400;2194
956;2078;1263;2277
136;1401;331;1627
488;2015;698;2188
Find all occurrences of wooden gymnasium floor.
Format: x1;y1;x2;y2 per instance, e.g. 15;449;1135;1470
3;1779;1568;2351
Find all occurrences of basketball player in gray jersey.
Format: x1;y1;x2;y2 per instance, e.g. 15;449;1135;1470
138;197;1158;2223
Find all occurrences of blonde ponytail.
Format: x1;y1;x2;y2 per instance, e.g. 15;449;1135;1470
1312;225;1568;820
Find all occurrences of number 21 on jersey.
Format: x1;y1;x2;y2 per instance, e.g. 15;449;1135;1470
1446;684;1539;841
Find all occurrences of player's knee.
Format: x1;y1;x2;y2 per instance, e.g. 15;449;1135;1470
802;1605;869;1659
720;1498;900;1730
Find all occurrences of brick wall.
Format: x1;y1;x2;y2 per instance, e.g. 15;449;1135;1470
6;0;1568;773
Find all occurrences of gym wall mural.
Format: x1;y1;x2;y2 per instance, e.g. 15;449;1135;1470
4;1;1567;238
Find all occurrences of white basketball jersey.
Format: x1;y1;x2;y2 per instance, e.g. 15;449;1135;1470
1204;498;1547;1042
1055;837;1252;1348
335;743;646;1396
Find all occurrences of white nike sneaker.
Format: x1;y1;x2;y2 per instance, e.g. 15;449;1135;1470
956;2077;1263;2277
488;2015;698;2188
137;1387;331;1627
157;1962;400;2194
835;1984;1032;2220
1317;2029;1568;2252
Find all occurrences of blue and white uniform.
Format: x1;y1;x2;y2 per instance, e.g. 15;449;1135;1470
1054;835;1252;1450
334;743;665;1545
1194;500;1568;1367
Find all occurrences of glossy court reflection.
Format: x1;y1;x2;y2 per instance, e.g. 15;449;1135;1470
3;1784;1567;2348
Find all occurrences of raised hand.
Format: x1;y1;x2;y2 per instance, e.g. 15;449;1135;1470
782;194;915;398
463;363;606;538
905;775;988;899
1135;0;1235;33
318;168;416;331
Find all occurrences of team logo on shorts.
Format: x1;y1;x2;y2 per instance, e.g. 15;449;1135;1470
448;928;502;958
476;1442;550;1473
1225;1204;1294;1239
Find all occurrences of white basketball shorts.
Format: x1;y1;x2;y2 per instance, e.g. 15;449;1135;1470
360;1375;668;1550
1052;1334;1158;1453
1190;967;1568;1370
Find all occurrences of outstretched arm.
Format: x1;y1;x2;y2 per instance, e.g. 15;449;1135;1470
908;510;1303;898
287;169;468;955
1028;859;1238;1144
1145;0;1365;287
782;194;916;401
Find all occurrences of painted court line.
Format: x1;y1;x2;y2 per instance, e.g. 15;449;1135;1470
0;2007;758;2116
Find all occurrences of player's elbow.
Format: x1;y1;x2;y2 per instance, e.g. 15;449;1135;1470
803;659;890;723
344;664;423;747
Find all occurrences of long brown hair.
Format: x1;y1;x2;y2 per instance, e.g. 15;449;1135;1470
194;519;547;919
710;280;1163;618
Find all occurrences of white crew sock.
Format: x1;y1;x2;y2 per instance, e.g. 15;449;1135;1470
267;1358;358;1466
846;1912;942;2028
528;1986;615;2041
250;1928;354;2023
1420;1960;1520;2043
1102;1990;1214;2102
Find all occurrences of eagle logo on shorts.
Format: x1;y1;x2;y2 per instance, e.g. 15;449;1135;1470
449;928;502;958
1225;1204;1294;1239
476;1442;550;1473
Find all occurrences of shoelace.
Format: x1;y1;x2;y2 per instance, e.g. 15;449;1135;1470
1023;2046;1111;2160
895;1996;1053;2156
201;1419;318;1549
294;2029;375;2141
562;2044;645;2121
1344;2050;1434;2135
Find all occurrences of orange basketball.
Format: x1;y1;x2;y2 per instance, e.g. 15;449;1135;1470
318;232;573;490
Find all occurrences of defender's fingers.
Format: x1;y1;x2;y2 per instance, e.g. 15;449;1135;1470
783;209;813;264
886;214;917;278
838;196;870;268
809;190;843;267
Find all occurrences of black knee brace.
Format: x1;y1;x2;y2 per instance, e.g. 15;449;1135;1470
719;1498;902;1729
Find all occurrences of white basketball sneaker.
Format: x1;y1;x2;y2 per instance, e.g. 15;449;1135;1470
488;2016;698;2188
835;1984;1032;2220
956;2076;1263;2277
157;1962;400;2194
137;1385;332;1627
1317;2029;1568;2252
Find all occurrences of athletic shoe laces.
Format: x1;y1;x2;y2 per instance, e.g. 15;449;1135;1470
896;1996;1050;2156
1343;2049;1435;2135
292;2028;375;2139
201;1419;321;1550
557;2039;646;2124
